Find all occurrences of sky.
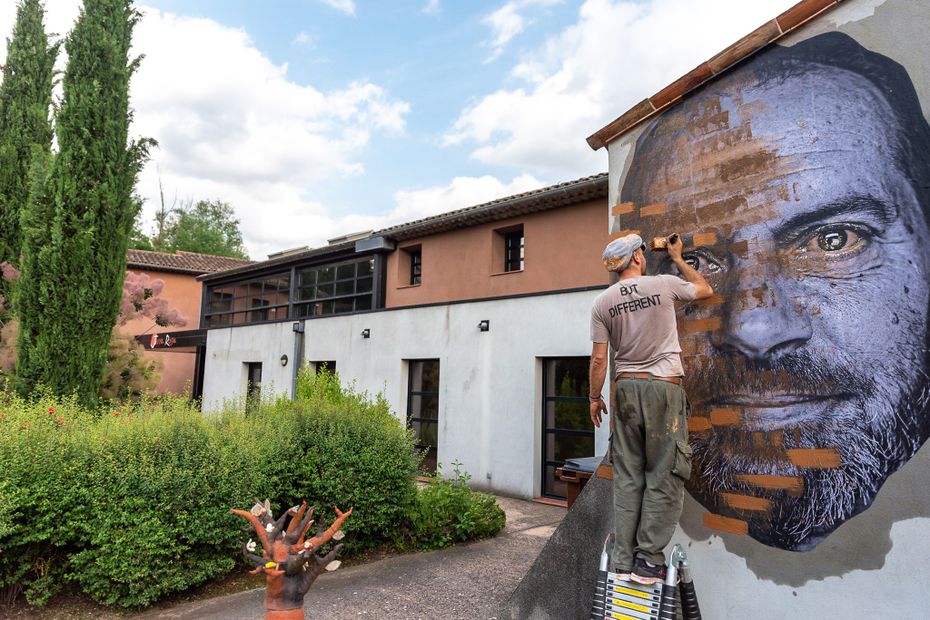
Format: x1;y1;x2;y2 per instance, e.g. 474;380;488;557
0;0;799;259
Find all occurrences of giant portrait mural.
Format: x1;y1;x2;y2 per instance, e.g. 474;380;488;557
611;30;930;553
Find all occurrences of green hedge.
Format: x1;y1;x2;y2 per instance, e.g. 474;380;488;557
0;371;505;609
0;372;419;608
0;394;265;606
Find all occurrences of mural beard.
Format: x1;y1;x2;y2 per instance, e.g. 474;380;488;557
684;344;930;551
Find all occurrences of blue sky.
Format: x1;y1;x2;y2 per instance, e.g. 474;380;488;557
0;0;798;258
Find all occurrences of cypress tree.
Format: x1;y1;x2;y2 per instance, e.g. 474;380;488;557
0;0;57;306
15;0;153;403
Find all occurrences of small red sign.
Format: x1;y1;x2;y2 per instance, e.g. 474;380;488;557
149;334;177;348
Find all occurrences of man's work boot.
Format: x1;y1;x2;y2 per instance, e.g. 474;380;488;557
630;557;666;585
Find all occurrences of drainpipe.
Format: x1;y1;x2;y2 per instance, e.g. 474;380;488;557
291;320;305;398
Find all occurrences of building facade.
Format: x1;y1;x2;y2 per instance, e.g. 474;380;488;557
123;249;251;396
200;174;611;500
586;0;930;617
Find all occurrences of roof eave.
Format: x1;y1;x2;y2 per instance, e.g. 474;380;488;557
125;263;211;276
382;173;608;242
586;0;844;150
197;241;358;283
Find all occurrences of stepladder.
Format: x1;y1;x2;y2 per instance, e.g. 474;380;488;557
591;538;701;620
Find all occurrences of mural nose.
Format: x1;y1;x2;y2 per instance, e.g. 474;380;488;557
713;289;813;360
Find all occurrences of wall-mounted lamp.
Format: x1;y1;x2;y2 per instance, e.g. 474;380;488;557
477;320;490;332
292;321;305;333
280;354;288;367
361;328;371;339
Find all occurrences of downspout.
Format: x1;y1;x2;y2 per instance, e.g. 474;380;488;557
291;320;305;398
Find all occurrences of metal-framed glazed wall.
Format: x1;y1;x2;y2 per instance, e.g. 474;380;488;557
200;250;387;328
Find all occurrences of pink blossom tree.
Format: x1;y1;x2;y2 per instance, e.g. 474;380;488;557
118;271;188;328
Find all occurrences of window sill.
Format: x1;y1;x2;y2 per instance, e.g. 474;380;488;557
396;283;422;290
491;269;524;277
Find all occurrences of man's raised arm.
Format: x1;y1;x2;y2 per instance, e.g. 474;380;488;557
667;235;714;300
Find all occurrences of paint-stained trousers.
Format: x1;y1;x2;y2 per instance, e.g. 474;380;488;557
611;377;692;569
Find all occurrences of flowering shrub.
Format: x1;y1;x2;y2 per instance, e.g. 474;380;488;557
1;269;187;396
118;271;187;328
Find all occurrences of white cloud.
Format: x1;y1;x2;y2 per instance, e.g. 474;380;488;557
292;31;315;47
423;0;441;16
129;8;409;258
453;0;799;177
320;0;356;17
1;3;410;260
0;0;81;66
389;173;544;222
483;0;561;62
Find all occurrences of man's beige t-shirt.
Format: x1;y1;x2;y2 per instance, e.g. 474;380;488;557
590;275;697;377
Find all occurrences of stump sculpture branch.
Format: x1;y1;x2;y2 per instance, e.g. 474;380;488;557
232;499;353;620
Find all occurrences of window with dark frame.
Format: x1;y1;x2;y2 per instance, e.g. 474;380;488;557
208;291;234;326
205;273;290;328
409;249;422;285
249;298;270;323
313;361;336;374
541;357;595;499
246;362;262;414
407;359;440;474
504;229;524;272
293;257;375;318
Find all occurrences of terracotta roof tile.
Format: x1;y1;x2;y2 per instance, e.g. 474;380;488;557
126;249;253;275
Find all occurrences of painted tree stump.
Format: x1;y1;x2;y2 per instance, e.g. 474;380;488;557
232;499;353;620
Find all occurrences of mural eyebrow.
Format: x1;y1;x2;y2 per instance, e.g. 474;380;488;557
773;195;895;243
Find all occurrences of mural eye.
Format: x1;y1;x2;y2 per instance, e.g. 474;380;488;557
818;230;848;252
804;227;865;256
681;252;723;274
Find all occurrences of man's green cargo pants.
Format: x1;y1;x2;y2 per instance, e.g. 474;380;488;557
611;376;693;570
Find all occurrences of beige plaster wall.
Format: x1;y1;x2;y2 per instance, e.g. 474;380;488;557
385;197;609;307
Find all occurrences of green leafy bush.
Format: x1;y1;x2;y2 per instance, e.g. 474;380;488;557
398;462;507;551
0;370;504;609
271;368;420;552
0;370;420;608
0;393;257;607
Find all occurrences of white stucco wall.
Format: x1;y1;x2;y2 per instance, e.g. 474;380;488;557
202;289;610;498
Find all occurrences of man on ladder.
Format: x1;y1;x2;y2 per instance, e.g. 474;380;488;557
589;233;714;585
